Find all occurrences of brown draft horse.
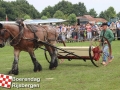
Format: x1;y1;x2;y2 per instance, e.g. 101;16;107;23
0;19;58;75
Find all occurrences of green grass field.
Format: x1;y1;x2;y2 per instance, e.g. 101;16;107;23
0;41;120;90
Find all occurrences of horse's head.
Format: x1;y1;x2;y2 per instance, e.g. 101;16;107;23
0;23;11;48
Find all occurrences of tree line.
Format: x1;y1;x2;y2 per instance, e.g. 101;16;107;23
40;0;119;21
0;0;40;20
0;0;120;24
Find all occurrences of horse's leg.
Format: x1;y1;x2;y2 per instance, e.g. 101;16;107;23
52;48;58;68
45;45;58;69
9;49;20;75
29;50;42;72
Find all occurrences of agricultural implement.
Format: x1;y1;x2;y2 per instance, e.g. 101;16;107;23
41;36;111;67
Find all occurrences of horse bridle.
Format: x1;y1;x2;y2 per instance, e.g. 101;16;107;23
0;29;8;42
0;27;23;46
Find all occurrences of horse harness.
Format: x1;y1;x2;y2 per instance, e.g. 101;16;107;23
0;23;24;46
25;24;57;40
25;24;58;49
0;22;57;48
23;24;57;48
10;24;24;46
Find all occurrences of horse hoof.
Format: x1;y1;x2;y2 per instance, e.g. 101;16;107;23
52;67;56;70
49;63;57;70
8;70;12;74
8;70;19;75
49;67;56;70
49;60;58;70
34;63;42;72
34;70;41;72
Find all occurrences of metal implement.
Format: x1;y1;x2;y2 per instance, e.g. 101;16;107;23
43;36;111;67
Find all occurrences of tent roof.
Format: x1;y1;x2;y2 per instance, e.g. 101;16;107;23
0;18;67;25
24;18;67;24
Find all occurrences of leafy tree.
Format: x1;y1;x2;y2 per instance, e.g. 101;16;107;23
68;13;77;25
99;7;116;21
117;12;120;19
24;14;31;19
53;10;65;19
46;12;51;18
72;2;88;16
88;8;97;17
40;1;87;18
40;6;54;18
54;0;73;15
0;0;40;20
105;7;116;21
0;8;6;20
41;15;48;20
107;7;116;18
99;11;105;18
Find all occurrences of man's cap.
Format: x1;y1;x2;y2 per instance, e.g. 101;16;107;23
101;22;108;26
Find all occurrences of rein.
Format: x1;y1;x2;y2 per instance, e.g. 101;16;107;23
3;24;24;46
10;28;24;46
2;24;58;47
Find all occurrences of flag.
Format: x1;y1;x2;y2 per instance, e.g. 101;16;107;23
6;14;8;21
0;74;12;88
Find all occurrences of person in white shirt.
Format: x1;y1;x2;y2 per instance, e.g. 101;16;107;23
61;25;66;41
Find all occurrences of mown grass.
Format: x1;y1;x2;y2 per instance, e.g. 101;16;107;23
0;40;120;90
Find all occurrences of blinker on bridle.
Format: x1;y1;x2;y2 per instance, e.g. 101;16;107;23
0;29;7;42
0;29;7;36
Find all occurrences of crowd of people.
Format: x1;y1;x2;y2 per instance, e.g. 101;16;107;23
56;21;120;42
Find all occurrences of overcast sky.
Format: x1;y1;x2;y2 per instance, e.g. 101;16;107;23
5;0;120;14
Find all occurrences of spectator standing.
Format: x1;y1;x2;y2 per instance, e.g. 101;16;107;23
86;23;92;40
98;25;102;36
71;25;77;41
95;24;100;36
75;25;81;42
66;26;72;42
110;22;116;40
61;24;66;41
91;23;97;38
57;25;62;42
80;24;86;41
116;21;120;40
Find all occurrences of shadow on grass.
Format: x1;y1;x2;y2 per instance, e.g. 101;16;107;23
58;63;93;67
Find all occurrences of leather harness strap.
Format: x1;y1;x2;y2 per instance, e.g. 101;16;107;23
10;24;24;46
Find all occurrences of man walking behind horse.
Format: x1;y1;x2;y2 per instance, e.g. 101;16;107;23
100;23;114;65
